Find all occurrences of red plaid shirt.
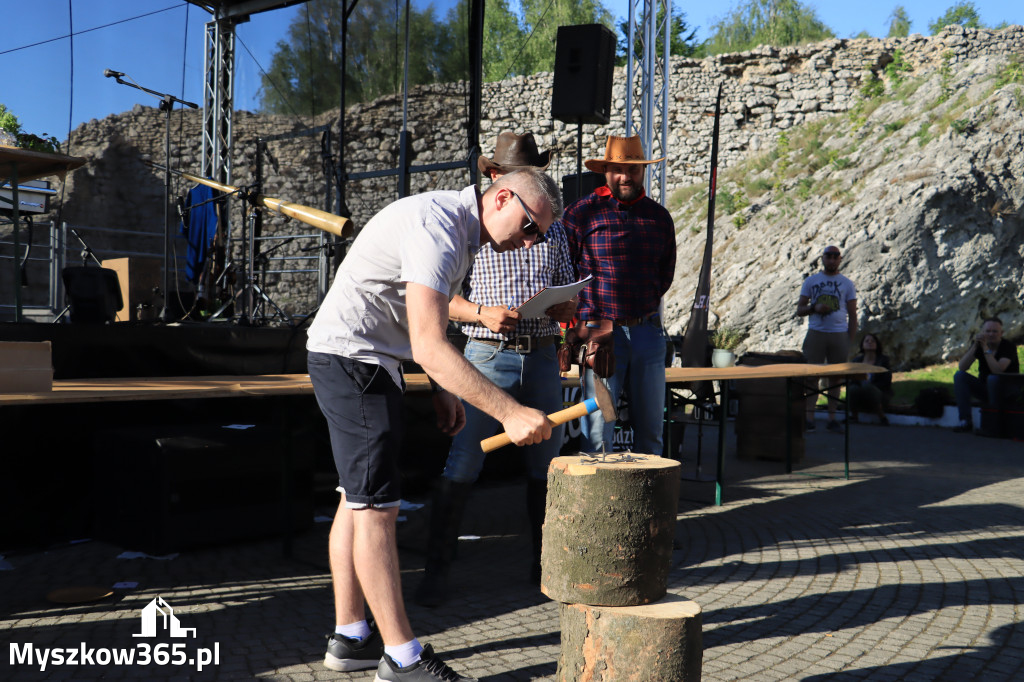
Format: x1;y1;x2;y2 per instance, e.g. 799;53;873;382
563;186;676;322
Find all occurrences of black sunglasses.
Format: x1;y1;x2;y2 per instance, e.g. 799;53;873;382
823;252;841;258
510;191;546;244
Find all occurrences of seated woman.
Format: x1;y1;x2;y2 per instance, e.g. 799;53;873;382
849;333;893;425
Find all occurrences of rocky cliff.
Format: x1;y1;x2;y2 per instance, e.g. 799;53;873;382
665;37;1024;368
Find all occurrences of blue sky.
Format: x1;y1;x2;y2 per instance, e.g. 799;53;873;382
2;1;1020;147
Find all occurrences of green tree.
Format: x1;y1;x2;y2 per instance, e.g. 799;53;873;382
482;0;528;81
928;2;983;34
616;3;701;64
258;0;468;115
887;6;912;37
518;0;614;74
704;0;834;55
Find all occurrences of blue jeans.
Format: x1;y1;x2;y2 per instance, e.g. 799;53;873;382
954;370;1020;421
442;339;565;483
582;321;667;454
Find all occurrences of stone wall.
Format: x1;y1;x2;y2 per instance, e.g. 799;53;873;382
4;25;1022;357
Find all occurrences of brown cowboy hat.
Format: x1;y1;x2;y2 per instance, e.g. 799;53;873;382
477;131;554;174
584;135;666;173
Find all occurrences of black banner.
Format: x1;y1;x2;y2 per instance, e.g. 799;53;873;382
679;82;722;371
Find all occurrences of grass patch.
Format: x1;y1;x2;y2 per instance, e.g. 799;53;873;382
848;95;884;130
890;363;958;407
745;177;774;198
795;177;815;200
995;54;1024;88
670;183;703;211
815;345;1024;412
882;119;907;135
860;69;884;99
914;121;934;147
937;51;955;104
884;49;913;87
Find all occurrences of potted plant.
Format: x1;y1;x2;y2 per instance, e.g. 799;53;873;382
0;104;61;154
709;327;743;367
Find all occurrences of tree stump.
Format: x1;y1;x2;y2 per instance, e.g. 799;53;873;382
541;453;680;606
557;594;703;682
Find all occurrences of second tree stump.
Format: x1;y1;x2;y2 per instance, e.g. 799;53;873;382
557;594;703;681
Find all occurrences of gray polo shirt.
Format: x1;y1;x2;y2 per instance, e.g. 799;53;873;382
306;186;482;387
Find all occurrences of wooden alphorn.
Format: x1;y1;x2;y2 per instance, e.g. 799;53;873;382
177;170;354;239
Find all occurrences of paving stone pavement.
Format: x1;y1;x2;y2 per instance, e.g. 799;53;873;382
1;422;1022;680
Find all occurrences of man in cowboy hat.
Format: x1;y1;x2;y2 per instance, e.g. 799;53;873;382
563;135;676;455
307;167;562;681
414;131;576;607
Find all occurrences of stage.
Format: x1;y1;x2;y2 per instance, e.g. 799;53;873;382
0;321;310;379
0;321;456;552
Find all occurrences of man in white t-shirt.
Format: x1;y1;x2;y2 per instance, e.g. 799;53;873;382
306;168;562;681
796;245;858;433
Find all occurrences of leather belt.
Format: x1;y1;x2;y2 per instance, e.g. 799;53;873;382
471;335;561;353
613;314;659;327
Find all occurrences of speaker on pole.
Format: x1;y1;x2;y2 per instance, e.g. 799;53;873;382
561;172;606;207
551;24;616;125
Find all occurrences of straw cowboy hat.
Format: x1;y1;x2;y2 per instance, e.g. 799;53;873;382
584;135;666;173
477;131;554;174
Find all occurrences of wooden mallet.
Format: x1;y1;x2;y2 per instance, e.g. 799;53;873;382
480;379;617;453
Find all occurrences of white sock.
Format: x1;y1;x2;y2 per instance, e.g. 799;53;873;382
335;620;371;640
385;639;423;667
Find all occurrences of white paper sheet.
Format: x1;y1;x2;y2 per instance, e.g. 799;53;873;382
514;275;593;319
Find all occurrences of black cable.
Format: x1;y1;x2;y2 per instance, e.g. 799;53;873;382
481;0;556;114
174;3;194;322
305;4;315;119
51;0;74;248
235;35;310;124
393;0;401;100
64;0;74;155
0;5;180;57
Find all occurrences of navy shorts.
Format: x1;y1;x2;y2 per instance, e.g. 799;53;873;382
308;351;404;507
802;330;850;364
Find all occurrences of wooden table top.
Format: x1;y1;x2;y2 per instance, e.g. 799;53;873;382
664;362;885;382
0;146;87;184
0;363;885;407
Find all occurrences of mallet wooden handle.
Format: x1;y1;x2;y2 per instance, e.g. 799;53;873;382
481;398;598;453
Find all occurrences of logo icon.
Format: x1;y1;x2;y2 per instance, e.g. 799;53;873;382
133;597;196;638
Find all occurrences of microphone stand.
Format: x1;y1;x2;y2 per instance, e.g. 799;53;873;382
106;72;198;322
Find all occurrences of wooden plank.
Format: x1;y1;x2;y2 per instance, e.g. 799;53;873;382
0;363;885;406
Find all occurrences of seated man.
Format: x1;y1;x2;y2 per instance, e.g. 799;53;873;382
952;316;1020;435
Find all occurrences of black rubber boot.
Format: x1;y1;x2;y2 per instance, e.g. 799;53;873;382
526;478;547;585
414;478;473;607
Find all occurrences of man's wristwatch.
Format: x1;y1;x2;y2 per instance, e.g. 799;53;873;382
984;350;993;355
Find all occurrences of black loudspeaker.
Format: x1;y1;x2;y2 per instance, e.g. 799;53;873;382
561;171;607;207
551;24;616;125
62;266;123;323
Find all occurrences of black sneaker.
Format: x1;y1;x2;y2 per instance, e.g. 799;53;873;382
324;628;384;672
952;420;972;433
374;644;476;682
805;419;816;432
826;420;843;434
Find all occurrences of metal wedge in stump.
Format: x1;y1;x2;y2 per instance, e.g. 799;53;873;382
558;594;703;682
